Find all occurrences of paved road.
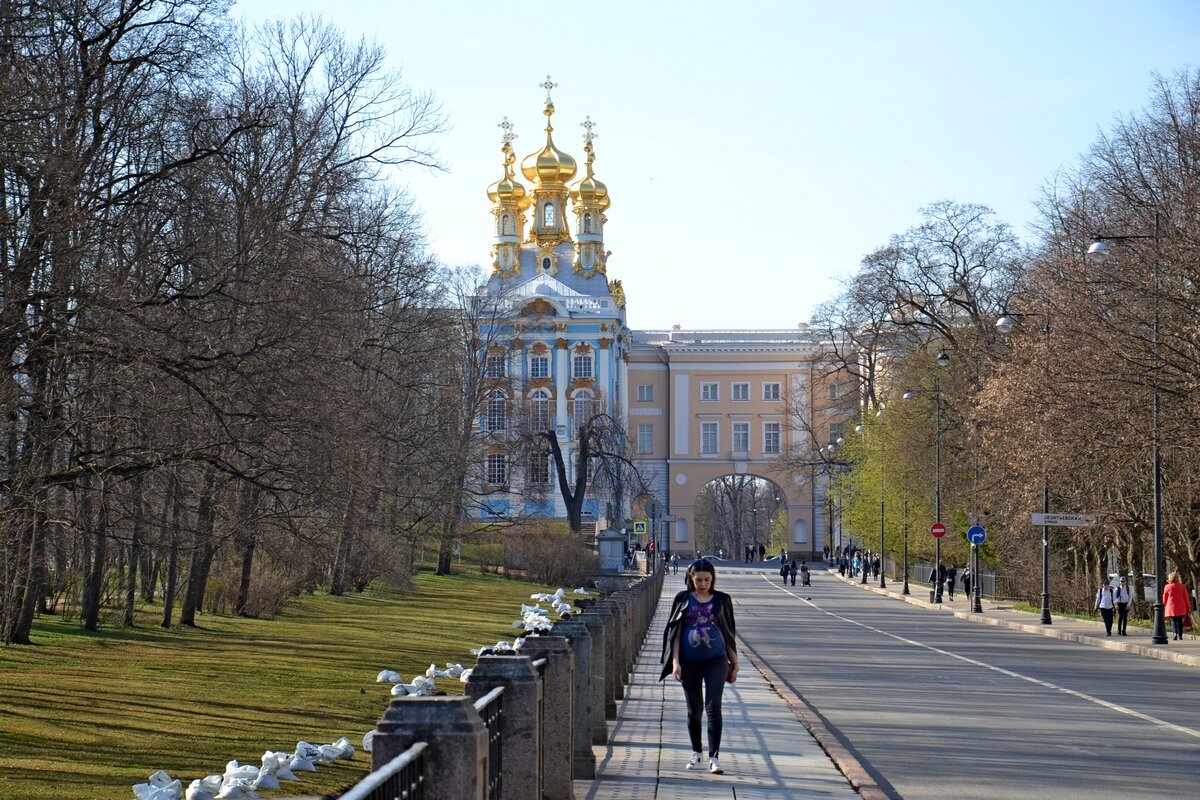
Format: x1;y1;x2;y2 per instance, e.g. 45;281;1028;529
721;565;1200;799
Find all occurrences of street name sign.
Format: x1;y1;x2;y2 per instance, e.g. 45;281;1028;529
930;522;947;538
967;525;986;545
1031;513;1095;527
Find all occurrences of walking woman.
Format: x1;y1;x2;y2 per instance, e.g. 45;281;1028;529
1163;571;1193;640
660;558;738;775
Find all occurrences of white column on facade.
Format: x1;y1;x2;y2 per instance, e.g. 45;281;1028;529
555;343;569;430
598;347;611;412
791;373;807;453
618;354;629;421
673;374;690;455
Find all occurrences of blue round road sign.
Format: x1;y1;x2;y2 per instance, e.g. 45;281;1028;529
967;525;986;545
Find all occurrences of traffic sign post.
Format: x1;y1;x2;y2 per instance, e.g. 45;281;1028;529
930;522;947;539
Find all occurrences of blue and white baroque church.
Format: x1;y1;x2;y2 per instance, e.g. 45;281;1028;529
473;79;842;560
474;79;630;524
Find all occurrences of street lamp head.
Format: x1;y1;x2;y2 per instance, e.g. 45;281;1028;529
1087;240;1110;264
936;351;950;368
836;436;845;445
995;315;1013;335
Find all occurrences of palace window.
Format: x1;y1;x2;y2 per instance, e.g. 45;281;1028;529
583;213;593;234
530;354;549;378
701;382;719;401
486;454;507;485
763;382;781;401
828;383;842;400
732;422;750;454
528;450;550;485
572;352;593;379
501;213;513;236
573;391;595;424
764;422;781;454
829;422;845;443
529;389;552;431
541;256;552;273
486;354;506;378
543;202;556;226
637;424;653;454
636;384;653;402
732;382;750;401
701;422;718;454
485;390;507;432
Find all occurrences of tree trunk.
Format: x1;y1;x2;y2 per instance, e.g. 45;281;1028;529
161;472;184;628
123;472;146;627
180;468;218;626
233;480;261;616
329;484;359;596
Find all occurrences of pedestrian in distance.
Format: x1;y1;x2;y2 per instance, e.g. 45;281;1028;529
1094;577;1116;636
671;552;680;575
800;560;810;586
838;555;847;576
946;565;958;601
961;566;973;598
660;558;738;775
788;558;798;586
1113;575;1132;635
1163;571;1192;640
780;559;789;585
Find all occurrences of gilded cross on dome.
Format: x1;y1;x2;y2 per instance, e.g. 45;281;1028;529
539;75;558;103
580;116;597;146
497;116;517;148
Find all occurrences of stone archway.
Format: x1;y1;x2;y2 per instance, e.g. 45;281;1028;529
666;465;820;561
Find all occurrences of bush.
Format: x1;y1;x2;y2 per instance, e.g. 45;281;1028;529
503;522;599;586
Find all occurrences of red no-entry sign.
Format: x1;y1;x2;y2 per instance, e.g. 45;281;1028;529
930;522;947;538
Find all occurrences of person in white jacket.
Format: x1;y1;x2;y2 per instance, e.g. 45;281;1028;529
1094;577;1116;636
1112;576;1133;636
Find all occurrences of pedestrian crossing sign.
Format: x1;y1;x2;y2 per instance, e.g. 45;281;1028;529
633;521;647;535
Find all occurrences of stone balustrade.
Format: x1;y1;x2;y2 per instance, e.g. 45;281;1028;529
347;567;665;800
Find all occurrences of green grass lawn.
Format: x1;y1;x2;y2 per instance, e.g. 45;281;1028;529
0;570;565;800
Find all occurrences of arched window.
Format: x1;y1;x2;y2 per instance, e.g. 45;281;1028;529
541;257;551;273
573;390;594;425
501;213;513;236
543;202;555;226
583;213;593;234
486;390;507;433
529;389;551;432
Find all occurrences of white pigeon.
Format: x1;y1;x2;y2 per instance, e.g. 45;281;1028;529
133;770;183;800
458;667;474;683
376;669;403;683
184;776;223;800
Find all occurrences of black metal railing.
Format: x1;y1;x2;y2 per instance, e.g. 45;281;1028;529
474;686;504;800
339;742;427;800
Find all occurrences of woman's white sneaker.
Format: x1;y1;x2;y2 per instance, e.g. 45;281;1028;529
709;757;723;774
685;752;703;769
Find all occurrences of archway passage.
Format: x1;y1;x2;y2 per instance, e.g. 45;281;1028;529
670;472;815;563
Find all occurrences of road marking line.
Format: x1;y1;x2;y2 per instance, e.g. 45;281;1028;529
757;574;1200;740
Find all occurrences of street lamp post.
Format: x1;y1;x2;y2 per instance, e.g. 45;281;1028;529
856;409;887;588
1087;216;1167;645
903;350;950;602
901;484;910;595
996;312;1053;624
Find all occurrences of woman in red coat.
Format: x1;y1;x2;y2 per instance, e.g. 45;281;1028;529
1162;571;1193;641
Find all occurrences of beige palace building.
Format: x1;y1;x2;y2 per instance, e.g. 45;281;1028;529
626;326;845;558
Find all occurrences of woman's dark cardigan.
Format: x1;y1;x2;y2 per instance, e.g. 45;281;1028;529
659;589;737;681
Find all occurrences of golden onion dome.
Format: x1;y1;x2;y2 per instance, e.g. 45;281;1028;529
520;102;577;184
571;147;609;209
487;145;527;205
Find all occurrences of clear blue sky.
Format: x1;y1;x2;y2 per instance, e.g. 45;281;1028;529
233;0;1199;330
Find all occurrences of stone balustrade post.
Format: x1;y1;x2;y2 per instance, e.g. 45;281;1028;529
592;600;625;700
553;620;598;777
465;655;542;800
371;696;487;800
575;610;615;721
519;636;575;800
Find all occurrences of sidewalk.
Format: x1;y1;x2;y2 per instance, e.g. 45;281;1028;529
830;568;1200;667
575;582;864;800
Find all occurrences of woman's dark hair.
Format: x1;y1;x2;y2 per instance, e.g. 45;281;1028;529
685;558;717;590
